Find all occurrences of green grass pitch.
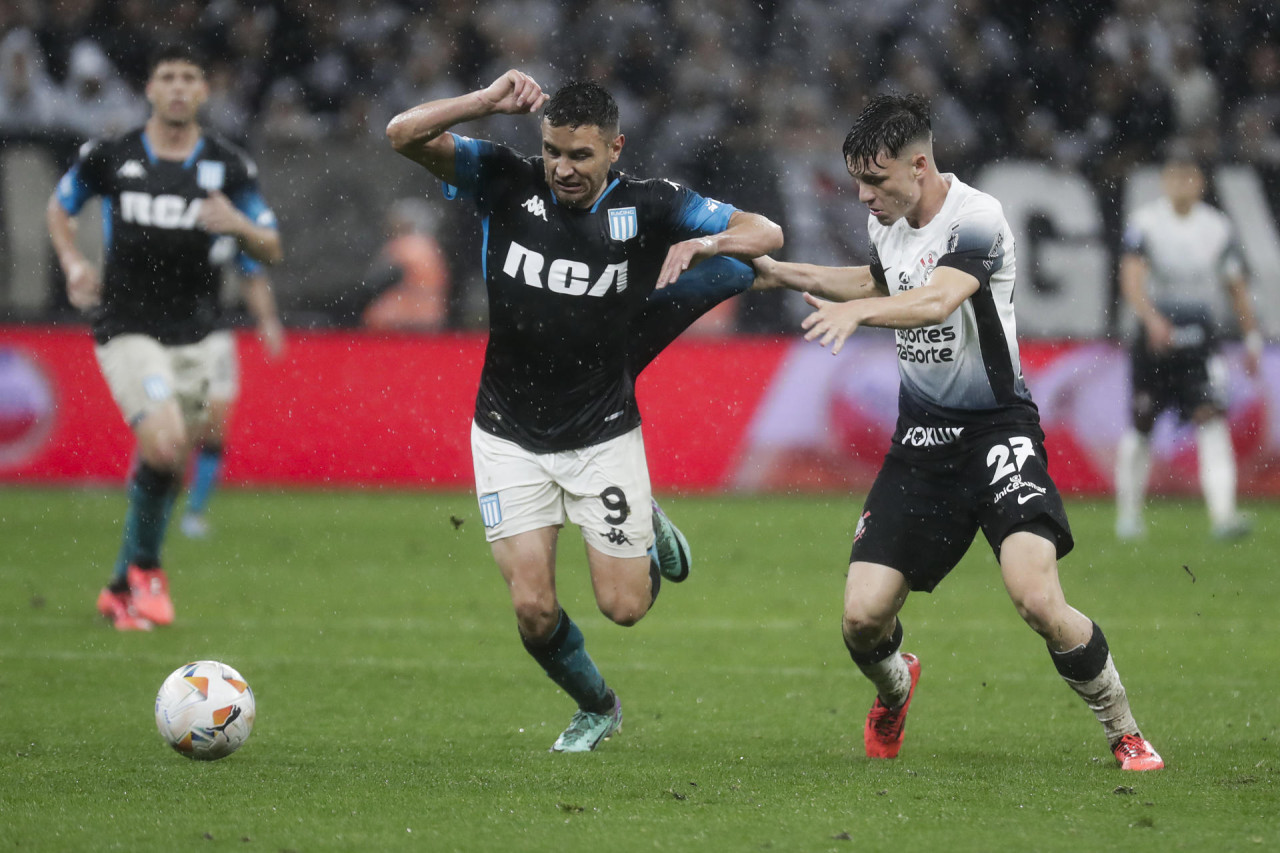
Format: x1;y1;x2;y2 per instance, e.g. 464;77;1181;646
1;488;1276;851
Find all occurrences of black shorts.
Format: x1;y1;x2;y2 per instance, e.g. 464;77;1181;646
1131;343;1225;422
849;433;1074;592
1131;305;1225;422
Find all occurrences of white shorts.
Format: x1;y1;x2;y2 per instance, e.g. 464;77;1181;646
94;333;219;428
205;330;240;403
471;422;654;558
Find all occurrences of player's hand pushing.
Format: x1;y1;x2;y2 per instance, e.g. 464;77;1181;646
478;69;549;116
801;292;864;355
656;236;718;289
65;257;101;310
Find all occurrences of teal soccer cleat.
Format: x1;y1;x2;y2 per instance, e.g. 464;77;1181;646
651;499;691;582
550;693;622;753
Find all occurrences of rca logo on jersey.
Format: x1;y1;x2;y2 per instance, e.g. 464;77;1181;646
608;207;637;241
120;191;202;230
502;241;628;296
522;196;547;221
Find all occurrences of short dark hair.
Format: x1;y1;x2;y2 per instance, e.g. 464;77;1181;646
842;93;932;170
544;80;619;135
148;42;206;77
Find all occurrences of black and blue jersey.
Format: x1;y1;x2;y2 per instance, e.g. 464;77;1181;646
446;133;736;452
55;128;277;346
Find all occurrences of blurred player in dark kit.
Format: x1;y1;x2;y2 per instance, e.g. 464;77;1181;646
47;42;281;630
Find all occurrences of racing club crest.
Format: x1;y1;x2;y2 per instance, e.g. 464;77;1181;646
196;160;226;192
608;207;637;242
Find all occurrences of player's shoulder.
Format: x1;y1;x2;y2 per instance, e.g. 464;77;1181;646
949;176;1005;223
1191;200;1233;230
615;172;685;200
77;126;144;162
201;132;262;179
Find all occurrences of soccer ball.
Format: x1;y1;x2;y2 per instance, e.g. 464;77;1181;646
154;660;256;760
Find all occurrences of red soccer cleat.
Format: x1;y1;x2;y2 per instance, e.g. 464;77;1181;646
864;653;921;759
1113;734;1165;771
126;565;174;626
96;587;153;631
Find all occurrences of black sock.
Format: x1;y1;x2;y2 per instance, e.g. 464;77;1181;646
847;618;903;667
1049;621;1109;682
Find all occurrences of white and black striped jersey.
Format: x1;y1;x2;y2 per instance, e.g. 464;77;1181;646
445;133;737;453
868;174;1040;460
55;128;276;346
1122;196;1246;333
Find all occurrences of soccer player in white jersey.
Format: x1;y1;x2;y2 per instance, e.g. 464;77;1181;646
1114;148;1261;541
752;93;1163;771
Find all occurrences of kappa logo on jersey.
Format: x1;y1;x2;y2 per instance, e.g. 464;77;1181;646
116;160;146;180
607;207;637;241
196;160;226;192
479;493;502;528
522;195;548;221
502;241;629;296
120;191;203;230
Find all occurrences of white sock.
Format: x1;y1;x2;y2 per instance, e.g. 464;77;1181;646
857;653;911;707
1062;654;1139;745
1115;430;1150;527
1198;418;1237;528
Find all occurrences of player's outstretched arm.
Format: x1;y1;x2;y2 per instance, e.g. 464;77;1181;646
654;211;782;288
46;193;100;310
751;255;883;303
801;266;978;355
386;69;549;182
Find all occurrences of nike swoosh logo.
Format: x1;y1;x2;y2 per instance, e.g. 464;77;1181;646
1017;493;1042;505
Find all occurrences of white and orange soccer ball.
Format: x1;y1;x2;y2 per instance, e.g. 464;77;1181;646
154;660;256;760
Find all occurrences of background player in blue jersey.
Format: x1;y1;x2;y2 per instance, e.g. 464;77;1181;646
180;265;286;540
752;94;1163;771
46;42;282;630
387;69;782;752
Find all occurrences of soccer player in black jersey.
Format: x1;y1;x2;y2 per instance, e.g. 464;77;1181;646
753;94;1163;770
46;43;282;630
388;70;782;752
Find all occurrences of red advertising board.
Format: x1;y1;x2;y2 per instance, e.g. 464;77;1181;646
1;325;1274;496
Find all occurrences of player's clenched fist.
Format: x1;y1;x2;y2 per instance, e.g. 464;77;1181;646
479;69;549;115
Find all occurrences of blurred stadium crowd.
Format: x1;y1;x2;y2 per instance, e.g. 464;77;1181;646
1;0;1278;330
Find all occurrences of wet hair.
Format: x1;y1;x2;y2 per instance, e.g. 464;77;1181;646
148;42;206;77
544;80;619;136
842;93;932;171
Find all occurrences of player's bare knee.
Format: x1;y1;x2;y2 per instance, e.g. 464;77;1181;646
512;597;559;639
597;590;649;627
842;608;893;650
137;441;184;473
1011;589;1060;637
